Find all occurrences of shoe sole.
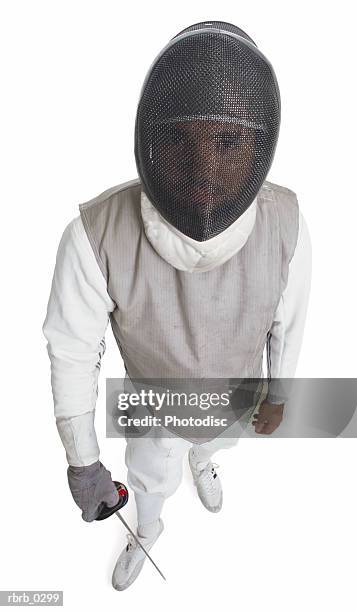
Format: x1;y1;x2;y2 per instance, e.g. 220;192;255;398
188;450;223;513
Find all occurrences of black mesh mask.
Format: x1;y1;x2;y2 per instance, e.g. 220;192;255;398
135;21;281;242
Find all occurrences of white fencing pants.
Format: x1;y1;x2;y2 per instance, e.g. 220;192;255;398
125;424;245;534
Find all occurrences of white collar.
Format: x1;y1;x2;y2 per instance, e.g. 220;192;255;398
140;191;257;272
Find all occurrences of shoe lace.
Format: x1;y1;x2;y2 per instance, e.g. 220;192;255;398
200;462;220;491
125;533;137;552
119;533;140;570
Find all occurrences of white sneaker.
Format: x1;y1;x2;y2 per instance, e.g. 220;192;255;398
112;519;164;591
189;449;223;513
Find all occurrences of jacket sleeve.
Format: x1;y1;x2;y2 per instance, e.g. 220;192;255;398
42;215;116;466
266;208;312;404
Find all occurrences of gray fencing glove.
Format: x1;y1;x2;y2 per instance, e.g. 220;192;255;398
67;460;118;522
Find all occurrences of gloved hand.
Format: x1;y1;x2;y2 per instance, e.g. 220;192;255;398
67;460;118;522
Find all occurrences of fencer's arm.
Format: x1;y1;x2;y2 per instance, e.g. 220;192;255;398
265;209;312;403
42;216;116;466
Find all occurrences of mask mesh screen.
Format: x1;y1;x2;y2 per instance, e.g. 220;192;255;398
135;24;280;241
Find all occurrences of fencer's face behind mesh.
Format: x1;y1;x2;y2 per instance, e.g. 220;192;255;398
135;23;280;241
154;119;256;215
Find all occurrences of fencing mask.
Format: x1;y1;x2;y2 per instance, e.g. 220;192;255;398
135;21;280;242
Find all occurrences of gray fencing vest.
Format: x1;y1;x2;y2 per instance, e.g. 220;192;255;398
79;179;299;381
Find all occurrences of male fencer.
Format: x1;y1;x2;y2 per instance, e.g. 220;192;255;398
43;21;312;590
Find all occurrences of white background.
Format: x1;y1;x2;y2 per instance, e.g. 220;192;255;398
1;1;356;610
